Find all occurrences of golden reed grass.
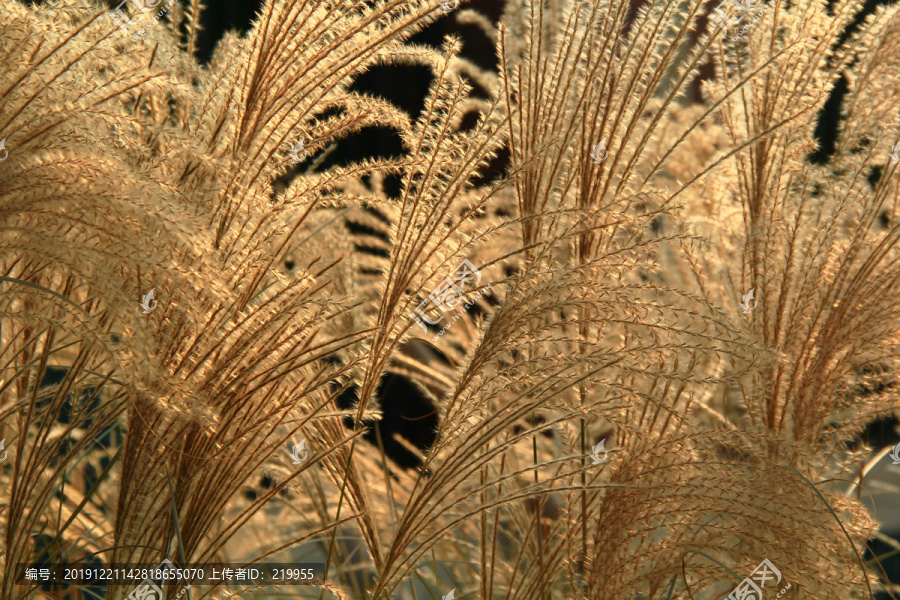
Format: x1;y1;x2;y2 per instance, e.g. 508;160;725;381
2;0;900;598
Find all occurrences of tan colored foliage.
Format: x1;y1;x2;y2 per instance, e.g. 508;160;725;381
1;0;900;598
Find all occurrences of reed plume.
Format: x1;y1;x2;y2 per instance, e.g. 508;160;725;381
2;0;900;598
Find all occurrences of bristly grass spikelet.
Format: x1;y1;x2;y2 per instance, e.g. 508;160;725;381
2;0;900;598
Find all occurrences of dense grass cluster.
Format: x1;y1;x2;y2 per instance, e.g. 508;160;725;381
2;0;900;598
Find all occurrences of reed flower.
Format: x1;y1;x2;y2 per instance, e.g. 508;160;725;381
2;0;899;598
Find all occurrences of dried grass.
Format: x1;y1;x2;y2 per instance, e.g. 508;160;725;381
2;0;900;598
